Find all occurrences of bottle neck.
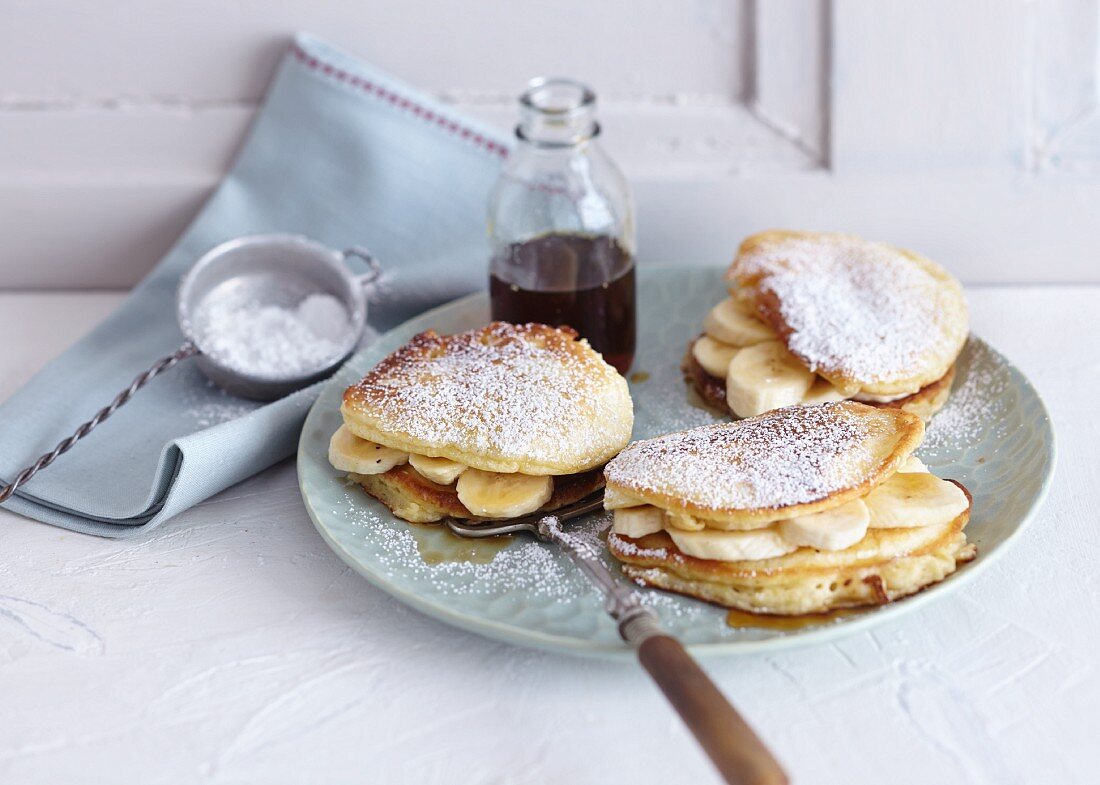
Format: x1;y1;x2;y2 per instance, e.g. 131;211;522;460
516;77;600;148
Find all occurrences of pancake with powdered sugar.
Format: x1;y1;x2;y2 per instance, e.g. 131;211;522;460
332;322;633;524
604;401;924;528
729;230;968;397
605;402;975;616
342;322;633;476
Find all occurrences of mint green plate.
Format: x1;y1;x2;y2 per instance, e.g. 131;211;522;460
297;267;1055;658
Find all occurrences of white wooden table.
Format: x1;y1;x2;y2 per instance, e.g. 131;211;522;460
1;286;1096;785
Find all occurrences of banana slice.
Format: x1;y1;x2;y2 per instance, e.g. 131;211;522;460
853;389;913;403
778;499;869;551
603;485;642;509
408;453;467;485
668;526;797;562
898;455;929;473
703;298;776;347
328;425;408;474
612;506;667;538
691;336;739;378
665;510;706;532
725;341;816;418
801;377;846;406
864;472;969;528
456;469;553;518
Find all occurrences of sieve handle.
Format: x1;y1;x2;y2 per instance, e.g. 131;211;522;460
0;341;199;505
342;247;382;288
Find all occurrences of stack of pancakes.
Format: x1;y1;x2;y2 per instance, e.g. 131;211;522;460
604;402;975;615
685;230;968;421
330;322;633;523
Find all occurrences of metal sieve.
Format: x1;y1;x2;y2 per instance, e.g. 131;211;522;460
0;233;380;505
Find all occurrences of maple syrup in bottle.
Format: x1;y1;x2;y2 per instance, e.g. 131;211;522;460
488;78;636;373
490;233;635;373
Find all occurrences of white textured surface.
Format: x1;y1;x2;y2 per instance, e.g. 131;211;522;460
0;286;1096;784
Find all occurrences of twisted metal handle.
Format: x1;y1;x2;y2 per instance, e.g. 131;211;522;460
0;342;199;505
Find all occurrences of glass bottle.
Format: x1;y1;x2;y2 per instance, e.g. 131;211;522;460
488;77;636;374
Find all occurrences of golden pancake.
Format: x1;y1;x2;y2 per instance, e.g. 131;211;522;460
333;322;632;524
341;322;633;475
728;230;968;397
604;403;974;616
611;521;976;616
603;402;924;529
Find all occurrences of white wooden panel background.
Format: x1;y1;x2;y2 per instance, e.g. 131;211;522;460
0;0;1098;288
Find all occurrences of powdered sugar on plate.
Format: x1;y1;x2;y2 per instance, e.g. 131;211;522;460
920;338;1010;459
735;234;968;386
339;484;710;621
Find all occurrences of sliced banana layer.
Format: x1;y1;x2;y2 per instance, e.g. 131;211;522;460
778;499;869;551
408;453;467;485
692;336;739;378
853;389;914;403
665;509;706;532
612;507;667;538
612;473;966;565
668;526;798;562
800;377;846;406
726;340;816;418
898;455;928;473
864;471;968;529
329;425;409;475
703;298;776;347
456;469;553;518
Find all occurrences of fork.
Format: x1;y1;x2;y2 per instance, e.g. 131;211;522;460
446;493;788;785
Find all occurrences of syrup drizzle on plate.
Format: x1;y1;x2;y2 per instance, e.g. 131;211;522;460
725;606;872;631
408;524;513;565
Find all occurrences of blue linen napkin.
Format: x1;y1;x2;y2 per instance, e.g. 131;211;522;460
0;33;509;537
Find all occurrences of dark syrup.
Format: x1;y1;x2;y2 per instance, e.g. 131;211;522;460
490;233;636;373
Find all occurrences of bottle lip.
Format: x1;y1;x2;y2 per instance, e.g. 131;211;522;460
516;76;600;148
520;77;596;116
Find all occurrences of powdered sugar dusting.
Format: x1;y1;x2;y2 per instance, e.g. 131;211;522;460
338;484;710;621
920;339;1010;459
345;323;631;468
735;234;967;386
184;384;258;429
606;402;896;511
606;532;671;562
178;365;260;428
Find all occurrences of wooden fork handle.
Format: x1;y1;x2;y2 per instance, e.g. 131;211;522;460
534;519;786;784
637;635;789;785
